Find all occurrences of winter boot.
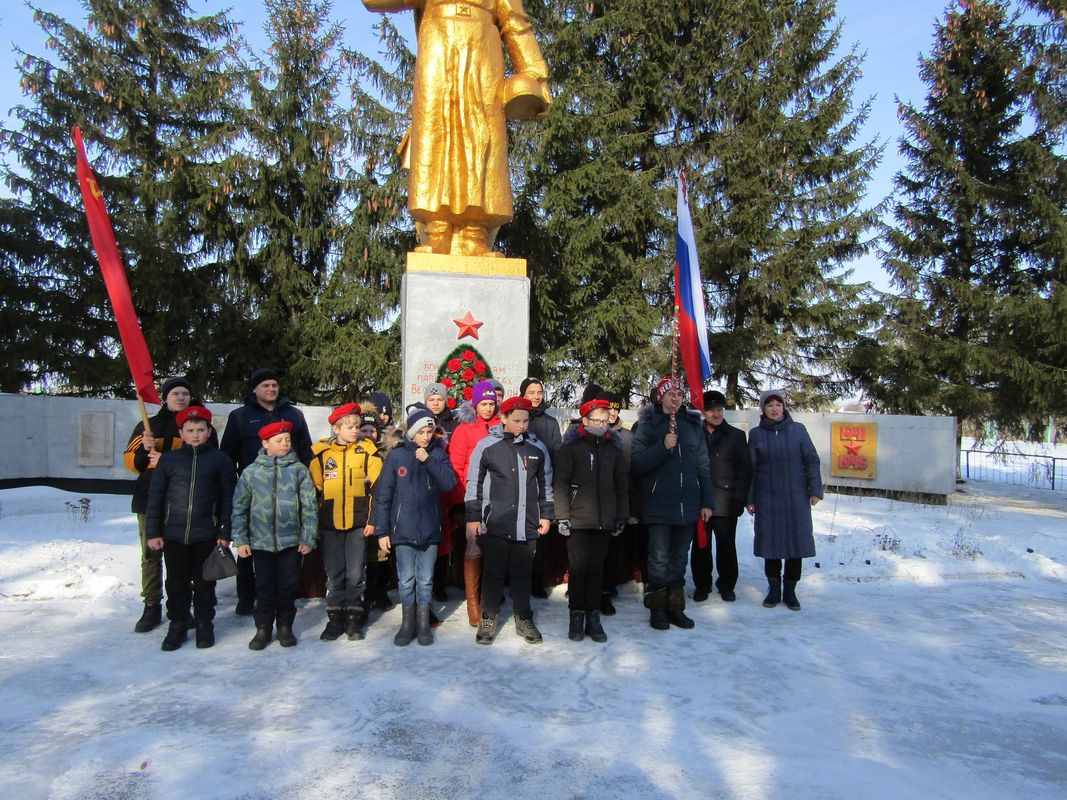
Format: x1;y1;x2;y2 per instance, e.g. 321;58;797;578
249;612;274;650
194;620;215;649
276;610;297;647
160;620;188;651
585;609;607;643
763;579;782;608
463;557;482;627
568;610;586;642
666;587;695;629
432;556;449;602
320;608;345;641
416;603;433;646
692;587;710;603
600;592;617;616
783;581;801;611
475;611;499;645
345;606;365;641
134;602;162;633
514;613;543;645
644;587;670;631
393;604;416;646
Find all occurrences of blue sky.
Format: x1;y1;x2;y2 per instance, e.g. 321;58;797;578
0;0;950;290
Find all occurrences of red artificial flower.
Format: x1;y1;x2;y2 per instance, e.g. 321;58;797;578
463;385;473;400
441;377;454;389
447;358;462;372
461;350;476;362
447;397;457;409
461;368;475;381
475;360;486;373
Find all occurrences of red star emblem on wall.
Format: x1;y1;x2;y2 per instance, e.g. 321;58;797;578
843;441;863;456
453;310;484;340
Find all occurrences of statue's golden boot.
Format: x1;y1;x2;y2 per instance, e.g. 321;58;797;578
415;220;452;254
456;224;500;257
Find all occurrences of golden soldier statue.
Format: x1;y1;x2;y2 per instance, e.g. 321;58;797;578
362;0;552;257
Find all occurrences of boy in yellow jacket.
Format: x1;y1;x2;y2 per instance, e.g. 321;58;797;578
309;403;382;641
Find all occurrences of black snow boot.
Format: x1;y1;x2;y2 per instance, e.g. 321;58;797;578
249;612;274;650
568;610;586;642
644;587;670;630
763;579;782;608
476;612;499;645
514;613;543;645
393;604;416;647
666;587;695;629
432;556;449;602
585;609;607;643
600;593;617;616
194;620;215;649
160;620;188;651
345;606;365;641
276;610;297;647
320;608;344;641
783;581;801;611
134;602;162;633
416;603;433;646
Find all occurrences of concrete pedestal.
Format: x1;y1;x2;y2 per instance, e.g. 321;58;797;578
401;252;530;411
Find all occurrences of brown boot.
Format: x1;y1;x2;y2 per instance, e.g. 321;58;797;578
463;557;482;627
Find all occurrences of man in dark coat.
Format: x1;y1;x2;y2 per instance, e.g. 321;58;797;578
631;378;713;630
690;389;751;603
220;368;314;614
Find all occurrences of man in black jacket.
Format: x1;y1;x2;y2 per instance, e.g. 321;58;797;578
220;368;313;613
690;390;752;603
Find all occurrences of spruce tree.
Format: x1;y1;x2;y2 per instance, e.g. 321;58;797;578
859;0;1067;439
0;0;246;397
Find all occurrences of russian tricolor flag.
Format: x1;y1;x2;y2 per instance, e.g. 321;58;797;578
674;172;711;411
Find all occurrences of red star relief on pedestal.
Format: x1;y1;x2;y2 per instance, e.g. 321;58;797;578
453;310;484;340
843;441;863;456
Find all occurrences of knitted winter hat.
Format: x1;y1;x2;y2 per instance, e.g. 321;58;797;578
358;411;380;430
177;406;212;427
329;402;362;425
487;379;504;395
655;377;680;401
159;376;192;402
424;383;448;403
519;377;543;396
471;380;496;405
758;389;787;414
369;391;393;418
258;421;292;441
406;407;436;440
604;390;623;411
579;382;605;405
248;368;278;392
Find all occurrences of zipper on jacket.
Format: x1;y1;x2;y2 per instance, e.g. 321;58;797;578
185;447;198;544
341;446;348;530
273;458;280;551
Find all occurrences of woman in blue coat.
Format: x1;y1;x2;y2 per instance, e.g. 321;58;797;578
372;406;457;646
747;389;823;611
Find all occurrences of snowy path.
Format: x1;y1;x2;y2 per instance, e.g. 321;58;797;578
0;487;1064;799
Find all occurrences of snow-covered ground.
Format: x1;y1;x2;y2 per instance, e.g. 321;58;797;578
0;483;1064;800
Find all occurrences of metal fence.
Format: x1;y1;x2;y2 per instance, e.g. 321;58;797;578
962;449;1067;491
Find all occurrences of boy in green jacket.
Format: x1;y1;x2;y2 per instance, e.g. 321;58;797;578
232;421;318;650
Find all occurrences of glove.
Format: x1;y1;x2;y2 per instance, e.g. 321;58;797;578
557;519;571;537
612;521;625;537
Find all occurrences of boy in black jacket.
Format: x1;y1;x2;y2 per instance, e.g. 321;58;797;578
146;406;237;651
465;397;553;645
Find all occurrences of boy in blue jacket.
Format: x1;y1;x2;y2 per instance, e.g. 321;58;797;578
372;406;457;646
145;406;237;651
232;421;319;651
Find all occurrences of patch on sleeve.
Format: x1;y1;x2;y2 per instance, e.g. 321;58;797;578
397;466;408;478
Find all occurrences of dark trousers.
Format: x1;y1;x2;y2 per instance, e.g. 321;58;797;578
646;523;694;591
765;558;802;582
136;513;164;603
252;547;302;619
690;515;739;593
321;529;366;609
162;539;217;623
601;530;623;596
236;552;256;605
480;536;537;618
567;529;610;611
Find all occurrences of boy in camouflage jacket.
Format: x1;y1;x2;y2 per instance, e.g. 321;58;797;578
232;421;318;650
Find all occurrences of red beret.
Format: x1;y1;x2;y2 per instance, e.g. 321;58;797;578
329;402;362;424
499;396;533;415
579;399;610;418
258;421;293;441
176;406;212;427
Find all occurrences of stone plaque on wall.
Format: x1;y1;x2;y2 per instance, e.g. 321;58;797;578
77;412;114;467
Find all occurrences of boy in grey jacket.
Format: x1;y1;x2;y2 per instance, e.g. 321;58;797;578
232;421;318;650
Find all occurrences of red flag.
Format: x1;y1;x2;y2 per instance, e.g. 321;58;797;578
72;127;161;405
